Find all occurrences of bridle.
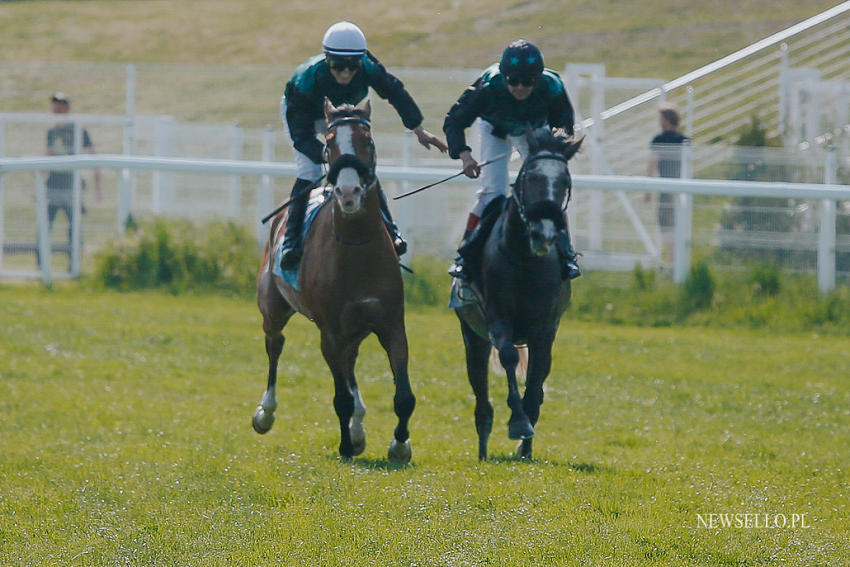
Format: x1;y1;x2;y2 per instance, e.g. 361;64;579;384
511;150;571;230
324;116;377;190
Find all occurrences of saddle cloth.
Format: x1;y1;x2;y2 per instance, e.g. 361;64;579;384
449;277;489;338
273;188;330;290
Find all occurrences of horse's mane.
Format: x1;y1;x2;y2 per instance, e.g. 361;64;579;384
527;127;575;155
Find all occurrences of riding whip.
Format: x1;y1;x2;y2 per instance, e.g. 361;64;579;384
393;153;508;200
260;175;326;224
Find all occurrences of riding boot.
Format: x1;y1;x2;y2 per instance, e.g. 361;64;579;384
377;184;407;256
556;228;581;280
449;196;505;280
279;178;315;270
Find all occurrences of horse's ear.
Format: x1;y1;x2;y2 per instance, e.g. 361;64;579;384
564;136;584;161
323;97;336;121
356;98;372;119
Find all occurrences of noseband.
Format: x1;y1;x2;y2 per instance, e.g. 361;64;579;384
511;151;571;230
325;116;376;188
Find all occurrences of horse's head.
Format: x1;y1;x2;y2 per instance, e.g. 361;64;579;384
513;128;583;256
323;98;376;215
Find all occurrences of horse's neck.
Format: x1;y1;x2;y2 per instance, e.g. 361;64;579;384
498;199;529;256
332;188;383;242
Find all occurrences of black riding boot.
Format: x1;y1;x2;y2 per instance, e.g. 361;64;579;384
556;229;581;280
448;196;505;280
377;184;407;256
279;178;314;270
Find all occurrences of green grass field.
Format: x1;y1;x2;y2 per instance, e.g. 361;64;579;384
1;284;847;565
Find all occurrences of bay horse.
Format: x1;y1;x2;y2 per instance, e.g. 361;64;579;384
254;99;415;462
455;128;582;460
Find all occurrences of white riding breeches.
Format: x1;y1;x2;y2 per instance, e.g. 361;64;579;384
471;119;534;218
280;95;325;183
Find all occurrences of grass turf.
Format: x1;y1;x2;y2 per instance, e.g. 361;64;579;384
1;284;847;565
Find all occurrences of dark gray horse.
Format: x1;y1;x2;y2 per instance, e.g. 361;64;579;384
455;129;582;460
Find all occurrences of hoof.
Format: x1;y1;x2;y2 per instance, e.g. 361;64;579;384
350;430;366;457
508;419;534;440
388;439;412;464
252;406;275;434
350;422;366;456
515;440;533;460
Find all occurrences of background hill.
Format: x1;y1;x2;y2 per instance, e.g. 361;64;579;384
0;0;841;77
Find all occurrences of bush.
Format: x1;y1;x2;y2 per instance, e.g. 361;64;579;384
94;218;260;295
749;262;781;296
680;261;715;313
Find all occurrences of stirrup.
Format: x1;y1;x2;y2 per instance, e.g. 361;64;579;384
392;235;408;256
448;256;468;280
562;259;581;280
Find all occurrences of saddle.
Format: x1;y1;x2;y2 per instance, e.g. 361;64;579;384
273;187;331;290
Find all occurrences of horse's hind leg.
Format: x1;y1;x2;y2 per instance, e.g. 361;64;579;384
460;318;493;460
376;325;415;464
254;276;294;434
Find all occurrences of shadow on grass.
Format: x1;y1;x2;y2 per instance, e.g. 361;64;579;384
327;454;415;472
483;454;612;473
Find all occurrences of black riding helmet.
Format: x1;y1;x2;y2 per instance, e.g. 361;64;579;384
499;40;544;80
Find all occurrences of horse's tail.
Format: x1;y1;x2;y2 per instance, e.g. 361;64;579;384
489;345;528;381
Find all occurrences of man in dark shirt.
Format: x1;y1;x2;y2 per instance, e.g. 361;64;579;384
647;104;688;232
443;40;580;281
43;92;101;262
278;21;447;270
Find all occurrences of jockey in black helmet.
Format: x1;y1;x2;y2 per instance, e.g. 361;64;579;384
279;21;447;270
443;39;581;281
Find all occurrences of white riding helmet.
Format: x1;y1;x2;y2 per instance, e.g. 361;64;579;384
322;21;367;57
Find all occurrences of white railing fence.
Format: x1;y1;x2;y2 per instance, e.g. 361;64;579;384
2;152;849;293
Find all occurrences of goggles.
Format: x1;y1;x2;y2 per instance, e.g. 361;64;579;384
506;75;537;88
327;56;362;71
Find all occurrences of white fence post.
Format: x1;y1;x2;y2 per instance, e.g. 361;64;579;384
673;142;693;284
230;123;243;218
589;66;606;251
257;125;275;244
70;121;83;277
35;171;52;286
0;117;4;272
818;147;837;293
119;64;136;233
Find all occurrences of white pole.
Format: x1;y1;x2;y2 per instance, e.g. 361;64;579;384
35;171;52;286
399;132;414;258
119;63;136;232
0;117;5;272
818;147;837;293
589;66;606;251
779;43;789;142
230;123;243;218
257;125;275;244
673;142;693;284
70;121;83;277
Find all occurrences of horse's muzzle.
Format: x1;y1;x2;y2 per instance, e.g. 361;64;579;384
529;219;557;256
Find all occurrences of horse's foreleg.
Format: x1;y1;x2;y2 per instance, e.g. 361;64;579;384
376;326;415;464
516;340;553;459
490;326;534;441
321;333;356;459
346;354;367;457
460;318;493;460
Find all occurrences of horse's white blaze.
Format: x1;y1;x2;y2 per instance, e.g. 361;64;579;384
538;159;563;202
333;122;365;213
